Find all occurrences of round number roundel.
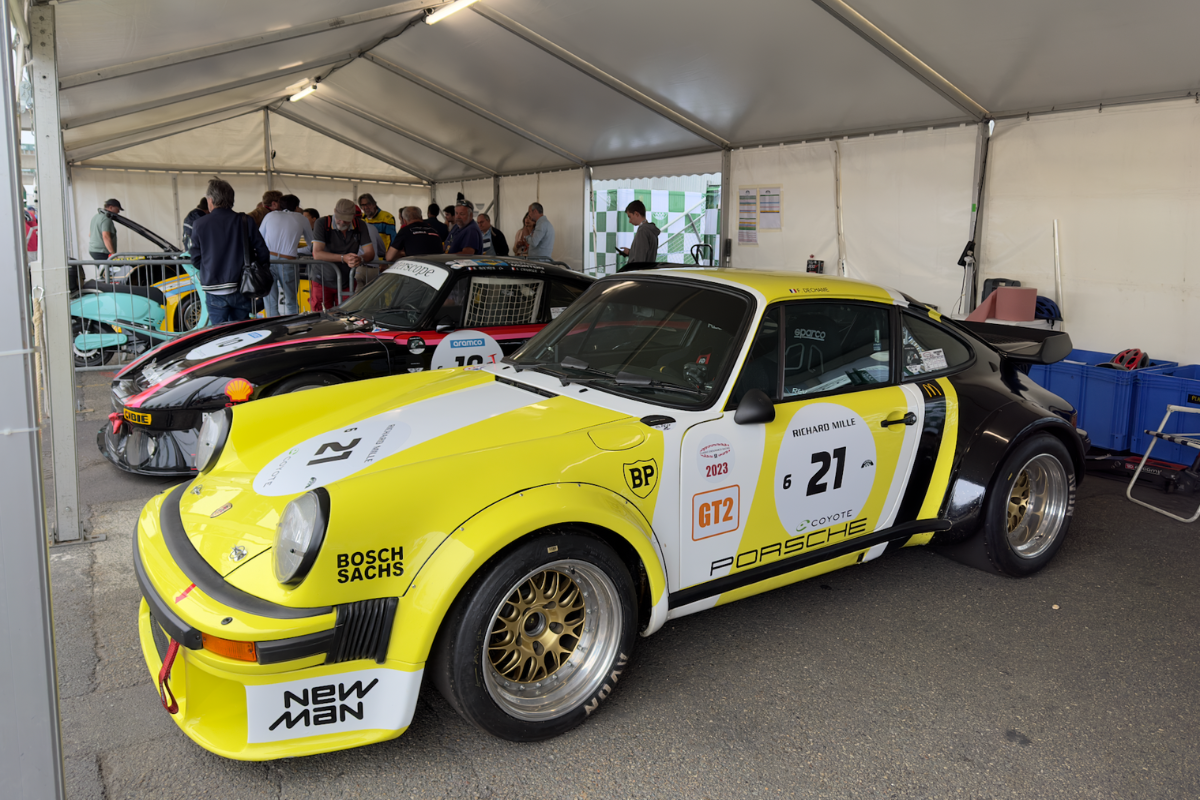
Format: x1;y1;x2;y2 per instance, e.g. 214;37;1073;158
774;403;876;535
430;329;503;371
187;329;271;361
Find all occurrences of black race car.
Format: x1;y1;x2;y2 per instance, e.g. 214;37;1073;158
101;255;592;476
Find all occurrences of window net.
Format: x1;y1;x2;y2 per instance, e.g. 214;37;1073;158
464;277;544;326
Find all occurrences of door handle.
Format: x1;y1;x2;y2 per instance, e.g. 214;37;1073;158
880;411;917;428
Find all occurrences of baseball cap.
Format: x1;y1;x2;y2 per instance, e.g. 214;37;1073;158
333;198;357;222
104;198;123;211
456;198;474;212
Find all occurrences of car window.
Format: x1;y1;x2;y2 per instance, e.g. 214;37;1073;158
730;306;781;404
781;302;891;399
446;275;546;327
512;278;751;409
901;312;972;380
543;278;587;323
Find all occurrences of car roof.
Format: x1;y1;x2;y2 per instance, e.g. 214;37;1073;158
607;266;901;306
395;254;591;281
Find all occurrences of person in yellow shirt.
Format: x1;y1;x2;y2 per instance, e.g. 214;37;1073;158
357;193;396;252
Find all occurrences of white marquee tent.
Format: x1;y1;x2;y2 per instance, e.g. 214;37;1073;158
33;0;1197;363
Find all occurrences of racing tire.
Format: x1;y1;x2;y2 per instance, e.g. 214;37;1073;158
71;317;113;368
269;372;341;395
431;531;637;742
174;293;202;332
983;434;1075;576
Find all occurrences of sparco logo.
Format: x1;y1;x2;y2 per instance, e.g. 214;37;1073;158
795;328;826;341
451;338;485;348
269;679;378;731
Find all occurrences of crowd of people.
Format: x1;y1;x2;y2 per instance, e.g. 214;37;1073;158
184;178;559;323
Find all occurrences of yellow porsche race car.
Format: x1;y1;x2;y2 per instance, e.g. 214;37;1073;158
135;267;1087;760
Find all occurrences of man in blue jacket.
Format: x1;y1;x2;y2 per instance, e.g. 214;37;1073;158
190;178;270;324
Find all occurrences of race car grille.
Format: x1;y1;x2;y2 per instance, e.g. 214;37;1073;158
329;597;398;664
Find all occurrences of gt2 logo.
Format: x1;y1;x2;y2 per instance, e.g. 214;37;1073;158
693;486;740;540
337;547;404;583
795;328;826;341
781;447;846;496
711;516;869;574
705;462;729;478
268;679;377;732
583;652;629;716
623;459;659;498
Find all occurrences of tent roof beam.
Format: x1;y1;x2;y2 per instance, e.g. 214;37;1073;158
362;52;584;166
272;106;434;184
471;4;729;149
66;105;265;163
73;162;428;187
58;0;446;90
809;0;988;121
63;54;351;129
311;93;497;176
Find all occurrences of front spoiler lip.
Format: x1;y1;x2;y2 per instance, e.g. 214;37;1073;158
97;422;199;477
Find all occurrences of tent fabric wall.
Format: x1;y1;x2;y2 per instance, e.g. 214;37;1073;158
980;99;1200;366
79;114;266;170
496;171;584;271
70;168;429;260
730;143;839;273
839;126;976;313
730;128;975;314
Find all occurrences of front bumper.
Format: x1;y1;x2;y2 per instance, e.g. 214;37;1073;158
98;419;199;477
136;485;422;759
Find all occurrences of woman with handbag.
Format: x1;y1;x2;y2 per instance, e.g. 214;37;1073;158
190;178;272;325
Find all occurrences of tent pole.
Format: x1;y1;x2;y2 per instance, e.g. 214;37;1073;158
719;148;732;267
2;0;67;787
582;167;591;273
966;120;991;311
835;141;847;276
263;109;273;191
30;1;81;544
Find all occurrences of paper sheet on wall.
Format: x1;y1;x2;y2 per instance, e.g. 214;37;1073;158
758;187;781;230
738;187;758;245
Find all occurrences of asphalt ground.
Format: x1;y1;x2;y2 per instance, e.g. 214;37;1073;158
52;371;1200;799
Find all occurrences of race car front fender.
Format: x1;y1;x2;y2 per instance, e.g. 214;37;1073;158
390;481;669;666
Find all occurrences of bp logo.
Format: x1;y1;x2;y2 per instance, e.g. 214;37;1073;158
623;459;659;498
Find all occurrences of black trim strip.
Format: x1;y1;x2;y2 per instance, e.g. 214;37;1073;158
494;373;559;398
894;381;948;524
256;629;338;665
668;518;951;609
159;484;332;620
133;531;203;649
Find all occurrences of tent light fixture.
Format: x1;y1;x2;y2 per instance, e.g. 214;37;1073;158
425;0;480;25
289;85;318;102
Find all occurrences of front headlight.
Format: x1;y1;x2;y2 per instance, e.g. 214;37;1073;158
195;408;231;472
274;490;329;585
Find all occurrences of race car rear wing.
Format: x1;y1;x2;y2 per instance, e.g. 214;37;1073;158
956;321;1073;365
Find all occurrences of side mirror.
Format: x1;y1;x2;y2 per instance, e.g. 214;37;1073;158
734;388;775;425
435;317;456;333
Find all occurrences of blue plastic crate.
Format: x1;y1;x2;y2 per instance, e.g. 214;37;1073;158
1026;350;1177;451
1129;365;1200;466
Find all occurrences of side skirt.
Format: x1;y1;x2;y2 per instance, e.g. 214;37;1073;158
667;518;951;610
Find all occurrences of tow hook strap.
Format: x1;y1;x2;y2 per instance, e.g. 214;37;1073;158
158;639;180;714
107;411;123;435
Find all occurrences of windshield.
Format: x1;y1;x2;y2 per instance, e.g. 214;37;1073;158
511;278;751;408
338;262;449;328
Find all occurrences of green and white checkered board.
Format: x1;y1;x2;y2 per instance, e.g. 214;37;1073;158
587;187;721;277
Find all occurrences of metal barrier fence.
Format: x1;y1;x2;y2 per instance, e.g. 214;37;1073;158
63;255;368;372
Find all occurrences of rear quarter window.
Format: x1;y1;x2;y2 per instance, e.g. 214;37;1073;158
901;313;973;380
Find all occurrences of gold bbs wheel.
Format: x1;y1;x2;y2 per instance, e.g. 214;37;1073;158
482;560;623;722
1005;452;1069;560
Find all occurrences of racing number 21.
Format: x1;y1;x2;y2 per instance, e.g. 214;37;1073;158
782;447;846;496
308;438;361;466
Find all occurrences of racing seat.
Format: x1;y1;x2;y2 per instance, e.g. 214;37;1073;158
1126;405;1200;523
82;279;166;307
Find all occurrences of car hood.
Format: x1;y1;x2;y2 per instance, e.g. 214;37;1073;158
177;369;634;586
120;314;391;403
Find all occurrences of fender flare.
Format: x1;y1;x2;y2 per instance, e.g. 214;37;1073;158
940;406;1084;541
387;482;669;665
